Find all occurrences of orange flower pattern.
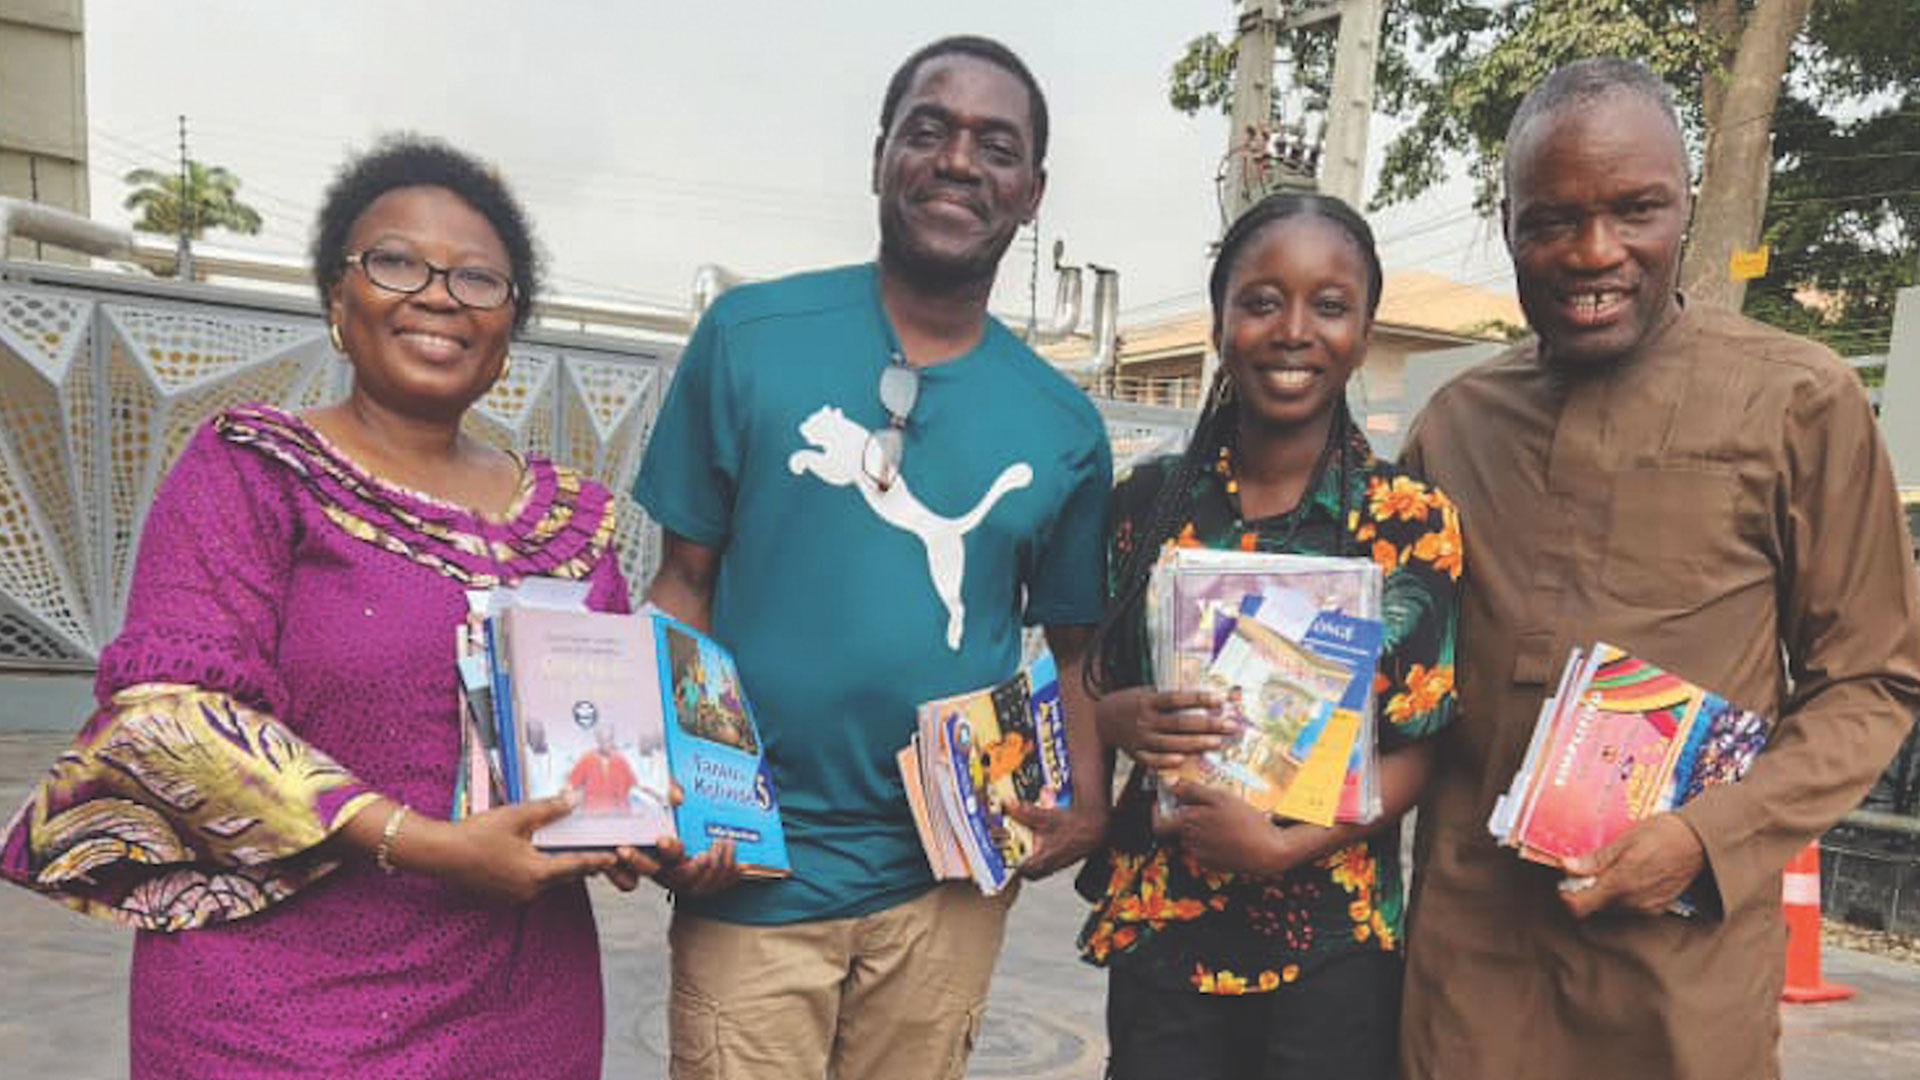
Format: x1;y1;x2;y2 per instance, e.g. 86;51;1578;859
1078;419;1457;994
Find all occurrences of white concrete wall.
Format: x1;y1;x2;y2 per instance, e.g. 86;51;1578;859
0;0;89;259
1880;286;1920;490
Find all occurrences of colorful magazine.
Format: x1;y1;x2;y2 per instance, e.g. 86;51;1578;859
1166;615;1359;826
900;651;1070;894
495;606;677;850
1146;549;1386;823
453;589;789;874
653;617;790;877
1491;643;1774;877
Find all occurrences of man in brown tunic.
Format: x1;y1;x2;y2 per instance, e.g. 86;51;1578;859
1399;58;1920;1080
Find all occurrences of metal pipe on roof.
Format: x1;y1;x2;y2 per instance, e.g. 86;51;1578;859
691;263;742;321
1048;264;1119;380
0;199;133;259
1021;240;1085;344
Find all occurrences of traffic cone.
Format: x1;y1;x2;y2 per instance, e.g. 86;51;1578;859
1780;842;1854;1004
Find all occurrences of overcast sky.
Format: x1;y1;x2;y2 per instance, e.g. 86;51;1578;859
81;0;1513;326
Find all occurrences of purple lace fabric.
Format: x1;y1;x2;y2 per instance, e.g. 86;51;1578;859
6;403;628;1079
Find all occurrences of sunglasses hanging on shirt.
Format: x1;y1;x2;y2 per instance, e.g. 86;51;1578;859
862;350;920;491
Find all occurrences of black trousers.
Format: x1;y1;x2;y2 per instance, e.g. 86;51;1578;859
1104;949;1403;1080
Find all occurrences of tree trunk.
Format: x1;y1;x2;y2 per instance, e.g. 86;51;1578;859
1695;0;1741;125
1679;0;1815;311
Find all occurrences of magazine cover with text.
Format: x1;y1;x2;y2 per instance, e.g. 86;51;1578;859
655;617;790;877
498;606;676;849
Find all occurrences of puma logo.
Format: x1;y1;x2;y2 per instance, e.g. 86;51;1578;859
788;406;1032;650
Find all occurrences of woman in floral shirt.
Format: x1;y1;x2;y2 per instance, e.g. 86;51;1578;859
1076;193;1460;1080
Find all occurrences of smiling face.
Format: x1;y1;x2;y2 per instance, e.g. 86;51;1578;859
873;54;1045;288
1504;93;1689;369
1213;214;1374;435
327;185;515;419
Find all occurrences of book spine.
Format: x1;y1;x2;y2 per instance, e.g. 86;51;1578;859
485;614;522;803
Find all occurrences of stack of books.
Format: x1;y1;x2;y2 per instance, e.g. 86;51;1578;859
454;580;789;876
1147;549;1386;826
896;652;1071;895
1490;642;1773;874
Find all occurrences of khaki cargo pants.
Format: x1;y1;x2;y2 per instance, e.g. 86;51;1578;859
668;882;1016;1080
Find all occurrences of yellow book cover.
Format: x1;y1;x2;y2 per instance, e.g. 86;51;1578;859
1272;707;1363;827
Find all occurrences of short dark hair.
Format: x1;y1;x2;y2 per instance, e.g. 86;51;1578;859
1503;57;1684;191
311;135;542;330
879;35;1050;167
1208;192;1383;326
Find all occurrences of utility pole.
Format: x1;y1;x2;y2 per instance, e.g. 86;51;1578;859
176;115;194;281
1319;0;1386;207
1222;1;1387;214
1223;0;1283;224
1206;1;1385;397
1206;0;1285;397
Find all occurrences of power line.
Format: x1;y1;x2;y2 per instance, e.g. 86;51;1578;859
184;114;875;215
1769;189;1920;207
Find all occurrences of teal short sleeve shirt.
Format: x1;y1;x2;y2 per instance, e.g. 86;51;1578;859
635;264;1112;923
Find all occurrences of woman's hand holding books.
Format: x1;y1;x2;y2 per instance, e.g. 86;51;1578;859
1152;779;1314;877
1096;687;1236;770
363;792;622;904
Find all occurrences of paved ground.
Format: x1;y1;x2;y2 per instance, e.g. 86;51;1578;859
2;724;1916;1079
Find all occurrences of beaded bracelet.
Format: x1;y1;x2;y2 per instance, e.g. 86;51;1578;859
375;803;412;875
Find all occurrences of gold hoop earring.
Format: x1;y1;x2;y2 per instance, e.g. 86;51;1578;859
328;322;344;353
1208;366;1236;410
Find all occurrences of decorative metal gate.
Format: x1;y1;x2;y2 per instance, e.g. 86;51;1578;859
0;265;1196;671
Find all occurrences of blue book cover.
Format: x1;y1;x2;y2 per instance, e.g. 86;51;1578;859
1024;652;1072;809
653;616;791;876
1300;610;1385;711
938;701;1017;893
483;616;523;803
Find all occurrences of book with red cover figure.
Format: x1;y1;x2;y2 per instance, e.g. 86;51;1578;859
497;606;676;849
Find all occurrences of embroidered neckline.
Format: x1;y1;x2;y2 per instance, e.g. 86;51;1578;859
215;403;615;588
288;413;538;526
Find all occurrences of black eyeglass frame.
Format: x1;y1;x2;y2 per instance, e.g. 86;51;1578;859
343;248;518;311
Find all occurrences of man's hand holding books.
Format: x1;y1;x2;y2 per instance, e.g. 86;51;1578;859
1557;813;1709;919
1489;642;1769;917
1007;799;1108;880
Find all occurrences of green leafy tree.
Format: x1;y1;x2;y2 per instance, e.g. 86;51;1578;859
1170;0;1915;352
1741;1;1918;357
122;160;264;240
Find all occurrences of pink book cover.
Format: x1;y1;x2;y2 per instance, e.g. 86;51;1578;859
500;607;677;849
1516;645;1711;864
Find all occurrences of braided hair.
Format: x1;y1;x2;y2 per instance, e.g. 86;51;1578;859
1087;192;1383;694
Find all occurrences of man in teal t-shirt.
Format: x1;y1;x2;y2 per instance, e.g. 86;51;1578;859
633;34;1112;1080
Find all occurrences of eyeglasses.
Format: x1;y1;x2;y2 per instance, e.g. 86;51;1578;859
861;351;920;491
344;247;516;310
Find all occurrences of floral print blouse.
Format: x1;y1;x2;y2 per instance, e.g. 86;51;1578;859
1077;419;1461;994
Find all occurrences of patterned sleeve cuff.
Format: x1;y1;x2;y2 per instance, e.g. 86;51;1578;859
1;683;377;932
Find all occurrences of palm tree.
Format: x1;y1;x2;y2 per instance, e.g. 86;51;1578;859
122;160;263;240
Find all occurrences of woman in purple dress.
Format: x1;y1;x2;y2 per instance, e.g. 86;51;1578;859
0;137;696;1078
